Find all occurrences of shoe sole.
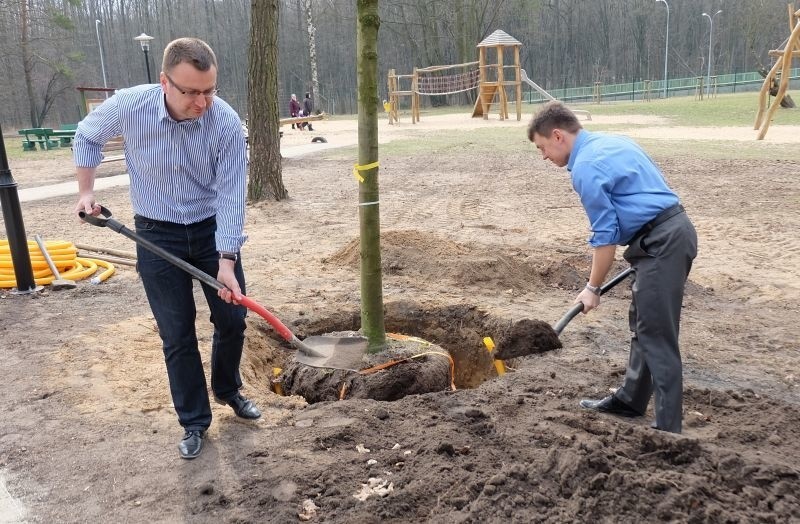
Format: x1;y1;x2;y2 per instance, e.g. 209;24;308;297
214;397;261;419
579;400;641;418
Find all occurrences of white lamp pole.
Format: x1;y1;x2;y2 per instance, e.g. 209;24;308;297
702;10;722;98
95;20;108;90
133;33;155;84
656;0;670;98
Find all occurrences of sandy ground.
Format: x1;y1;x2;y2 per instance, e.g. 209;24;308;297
1;110;800;523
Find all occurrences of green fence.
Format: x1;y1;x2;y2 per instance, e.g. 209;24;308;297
527;68;800;104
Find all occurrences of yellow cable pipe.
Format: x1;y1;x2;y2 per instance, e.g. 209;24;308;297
0;239;116;289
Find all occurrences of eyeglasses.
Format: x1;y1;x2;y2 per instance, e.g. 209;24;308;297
165;73;218;99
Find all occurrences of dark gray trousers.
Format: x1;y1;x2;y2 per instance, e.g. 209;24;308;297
617;212;697;433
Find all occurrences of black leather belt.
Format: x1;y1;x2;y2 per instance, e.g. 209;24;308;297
632;204;685;240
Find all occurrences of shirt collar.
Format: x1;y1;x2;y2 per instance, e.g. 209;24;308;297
157;91;204;127
567;129;589;172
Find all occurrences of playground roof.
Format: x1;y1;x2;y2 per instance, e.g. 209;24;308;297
477;30;522;48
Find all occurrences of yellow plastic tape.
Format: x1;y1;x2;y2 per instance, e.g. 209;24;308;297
482;336;506;376
352;161;379;183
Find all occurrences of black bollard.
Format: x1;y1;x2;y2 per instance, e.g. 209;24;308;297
0;124;38;294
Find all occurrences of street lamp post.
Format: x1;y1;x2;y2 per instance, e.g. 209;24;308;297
134;33;155;84
656;0;670;99
702;10;722;99
95;20;108;90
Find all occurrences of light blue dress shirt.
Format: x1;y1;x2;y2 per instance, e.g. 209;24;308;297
567;130;679;246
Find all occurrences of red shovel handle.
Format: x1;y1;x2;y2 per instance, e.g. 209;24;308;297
238;295;294;342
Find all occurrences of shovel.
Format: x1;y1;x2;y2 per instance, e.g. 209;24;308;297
34;234;76;290
495;267;633;360
78;206;368;368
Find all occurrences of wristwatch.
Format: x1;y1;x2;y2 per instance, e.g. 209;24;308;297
219;251;238;262
585;283;601;296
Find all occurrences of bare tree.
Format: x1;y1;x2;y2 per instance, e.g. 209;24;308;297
19;0;73;127
248;0;286;201
303;0;319;109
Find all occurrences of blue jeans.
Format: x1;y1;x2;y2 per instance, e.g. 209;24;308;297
135;215;247;431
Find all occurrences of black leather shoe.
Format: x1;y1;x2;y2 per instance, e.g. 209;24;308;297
178;430;205;459
216;393;261;420
579;395;642;417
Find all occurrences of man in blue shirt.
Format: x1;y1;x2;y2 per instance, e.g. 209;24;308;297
73;38;260;459
528;101;697;434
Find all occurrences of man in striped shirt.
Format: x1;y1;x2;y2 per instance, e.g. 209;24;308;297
74;38;259;459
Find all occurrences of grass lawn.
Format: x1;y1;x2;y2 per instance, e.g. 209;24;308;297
374;92;800;161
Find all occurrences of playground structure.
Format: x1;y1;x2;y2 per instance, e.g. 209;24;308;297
754;4;800;139
472;30;522;121
386;29;590;124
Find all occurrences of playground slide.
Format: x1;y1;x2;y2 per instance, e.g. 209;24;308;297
520;69;556;101
520;69;591;120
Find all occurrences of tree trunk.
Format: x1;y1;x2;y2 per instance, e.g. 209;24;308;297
248;0;286;201
356;0;385;352
20;0;40;127
304;0;319;111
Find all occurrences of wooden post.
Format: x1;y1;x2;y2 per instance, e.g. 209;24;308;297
478;47;488;120
496;45;507;120
514;46;522;121
695;77;705;101
411;67;419;124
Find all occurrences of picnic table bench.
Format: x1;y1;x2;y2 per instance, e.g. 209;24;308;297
18;125;78;151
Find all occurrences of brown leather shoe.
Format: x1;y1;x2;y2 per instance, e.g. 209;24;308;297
215;393;261;420
579;395;642;417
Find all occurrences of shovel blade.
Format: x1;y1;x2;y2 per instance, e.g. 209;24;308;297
50;279;77;290
293;336;369;371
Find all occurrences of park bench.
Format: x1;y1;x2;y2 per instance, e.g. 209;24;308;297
242;112;326;144
279;112;325;128
18;125;78;151
50;124;78;147
18;128;59;151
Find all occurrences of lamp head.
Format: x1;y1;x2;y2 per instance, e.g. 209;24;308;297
134;33;154;52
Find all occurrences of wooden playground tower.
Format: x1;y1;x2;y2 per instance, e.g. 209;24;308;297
754;4;800;139
385;30;524;123
472;30;523;121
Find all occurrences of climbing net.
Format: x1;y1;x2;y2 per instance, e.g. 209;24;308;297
415;61;480;96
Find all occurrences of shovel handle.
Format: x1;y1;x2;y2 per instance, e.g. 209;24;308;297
552;267;633;335
79;206;222;290
238;296;293;341
33;234;62;278
78;206;325;357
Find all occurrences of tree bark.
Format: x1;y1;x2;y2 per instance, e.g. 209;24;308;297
357;0;385;352
304;0;319;110
248;0;286;201
20;0;40;127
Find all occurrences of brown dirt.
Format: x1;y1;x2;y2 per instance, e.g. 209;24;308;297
1;113;799;522
494;318;563;359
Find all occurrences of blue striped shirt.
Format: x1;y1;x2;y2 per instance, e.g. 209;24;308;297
73;84;248;252
567;130;679;246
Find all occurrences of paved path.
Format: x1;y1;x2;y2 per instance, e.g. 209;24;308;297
17;140;352;203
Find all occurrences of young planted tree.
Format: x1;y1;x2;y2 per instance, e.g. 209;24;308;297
356;0;385;352
248;0;287;201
